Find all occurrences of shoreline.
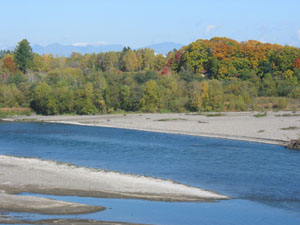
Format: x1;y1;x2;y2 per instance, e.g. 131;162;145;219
3;111;300;146
46;120;288;146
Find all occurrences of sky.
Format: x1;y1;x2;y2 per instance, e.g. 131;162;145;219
1;0;300;49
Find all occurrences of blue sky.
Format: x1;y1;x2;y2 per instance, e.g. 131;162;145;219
1;0;300;48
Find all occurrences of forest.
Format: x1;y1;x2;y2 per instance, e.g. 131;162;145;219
0;37;300;116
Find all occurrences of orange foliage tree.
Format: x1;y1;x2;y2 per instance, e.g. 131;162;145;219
293;58;300;69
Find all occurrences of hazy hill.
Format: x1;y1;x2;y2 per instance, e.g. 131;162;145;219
32;43;124;56
144;42;183;55
28;42;184;56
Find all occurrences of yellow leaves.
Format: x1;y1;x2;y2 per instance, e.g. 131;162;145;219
140;80;160;112
187;81;210;111
121;50;139;72
283;69;294;80
188;81;202;111
200;81;209;99
282;70;298;84
183;40;209;74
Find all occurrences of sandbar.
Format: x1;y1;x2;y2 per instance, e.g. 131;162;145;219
0;155;228;215
0;193;104;214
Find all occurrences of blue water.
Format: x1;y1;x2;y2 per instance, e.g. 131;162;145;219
1;122;300;225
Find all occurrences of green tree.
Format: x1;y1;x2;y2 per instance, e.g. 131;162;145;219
31;82;58;115
140;80;160;112
120;50;139;72
182;39;209;74
208;80;224;111
74;83;97;115
187;81;202;111
120;85;131;111
14;39;33;73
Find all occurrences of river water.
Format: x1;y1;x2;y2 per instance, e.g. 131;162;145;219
0;122;300;225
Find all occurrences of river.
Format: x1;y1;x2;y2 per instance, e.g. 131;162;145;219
0;122;300;225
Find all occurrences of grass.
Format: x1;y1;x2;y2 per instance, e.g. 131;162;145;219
186;112;225;117
205;113;225;117
280;126;299;130
254;112;267;118
257;129;265;133
155;118;187;122
0;108;32;118
275;113;300;117
252;97;300;111
20;118;38;122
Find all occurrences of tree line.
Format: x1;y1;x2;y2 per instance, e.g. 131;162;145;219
0;38;299;115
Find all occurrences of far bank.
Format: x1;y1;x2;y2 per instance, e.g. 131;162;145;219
3;111;300;146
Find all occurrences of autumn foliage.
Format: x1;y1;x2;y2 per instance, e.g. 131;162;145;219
167;37;300;81
0;37;300;115
293;58;300;69
3;55;17;73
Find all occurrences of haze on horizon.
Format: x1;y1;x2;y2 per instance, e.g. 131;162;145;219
1;0;300;49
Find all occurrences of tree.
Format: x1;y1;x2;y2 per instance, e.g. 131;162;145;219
187;81;202;111
14;39;33;73
120;50;139;72
140;80;160;112
74;83;97;115
293;58;300;69
2;54;17;73
100;52;120;72
208;80;224;111
120;85;131;110
31;82;58;115
182;39;209;74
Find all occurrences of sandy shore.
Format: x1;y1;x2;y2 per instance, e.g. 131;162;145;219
0;155;228;215
5;111;300;145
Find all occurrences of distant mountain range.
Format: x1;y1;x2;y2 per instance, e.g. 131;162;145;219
27;42;183;56
144;42;183;55
32;43;124;56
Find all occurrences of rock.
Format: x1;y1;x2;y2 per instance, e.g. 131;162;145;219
286;139;300;150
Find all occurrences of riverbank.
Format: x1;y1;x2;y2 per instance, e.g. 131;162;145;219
4;111;300;145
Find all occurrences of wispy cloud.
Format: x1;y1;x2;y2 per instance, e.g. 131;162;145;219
93;41;107;46
72;42;88;47
72;41;107;47
205;25;217;34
